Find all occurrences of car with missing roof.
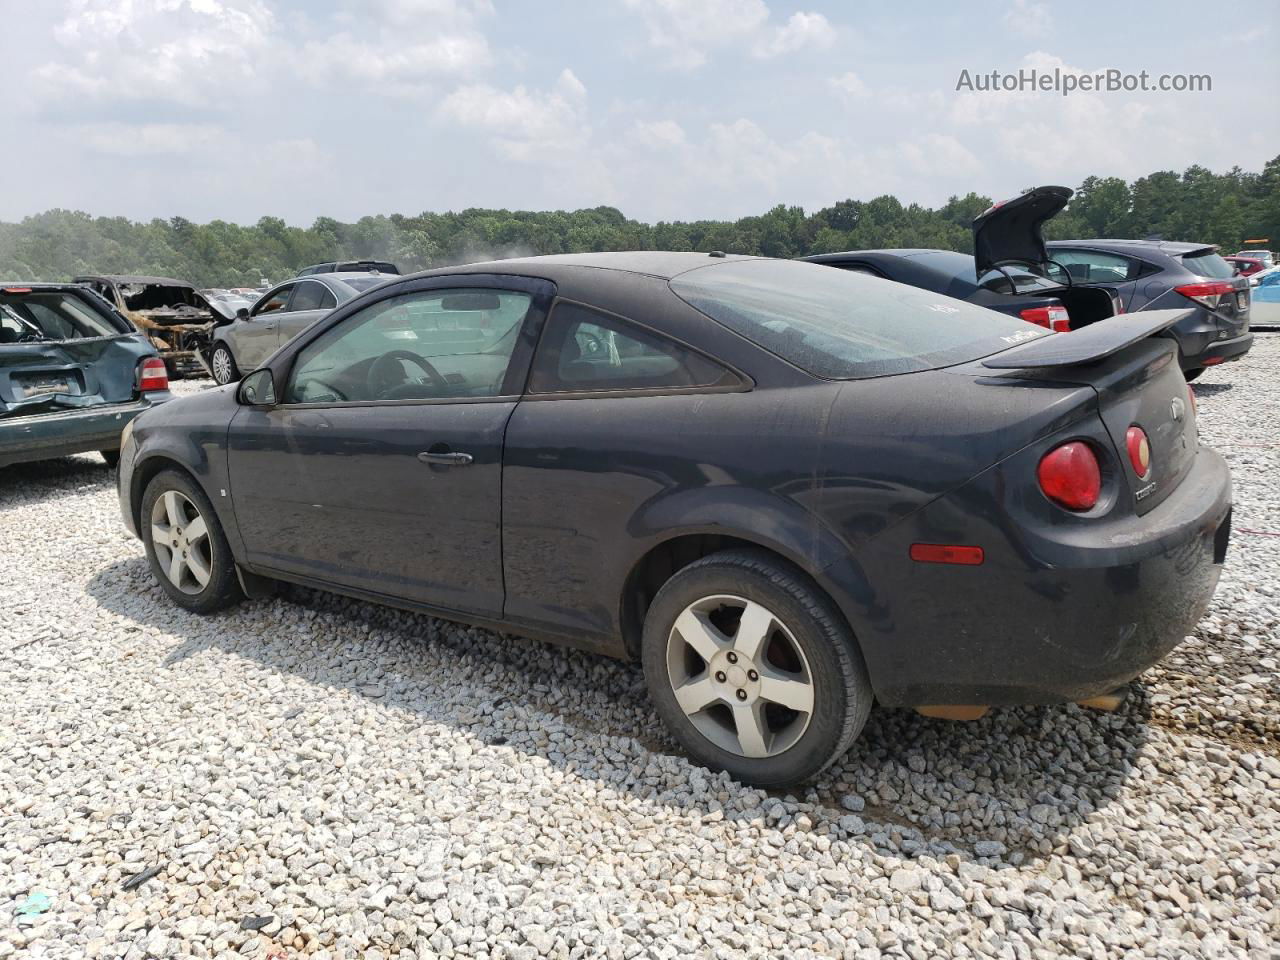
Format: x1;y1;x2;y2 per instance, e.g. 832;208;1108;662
117;252;1230;787
1;282;171;468
205;272;392;384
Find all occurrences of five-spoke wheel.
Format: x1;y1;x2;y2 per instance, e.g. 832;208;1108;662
141;470;243;612
643;549;872;787
150;490;212;594
666;595;814;759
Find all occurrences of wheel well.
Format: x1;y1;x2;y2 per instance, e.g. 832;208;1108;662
131;456;199;531
621;534;797;658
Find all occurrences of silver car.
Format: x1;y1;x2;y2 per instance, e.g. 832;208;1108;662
205;273;389;384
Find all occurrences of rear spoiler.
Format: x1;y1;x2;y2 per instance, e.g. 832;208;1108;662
982;310;1190;369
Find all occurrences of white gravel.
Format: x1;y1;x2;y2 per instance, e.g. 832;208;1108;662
2;342;1278;959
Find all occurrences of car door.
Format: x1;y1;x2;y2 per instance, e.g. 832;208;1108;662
225;276;551;616
235;283;294;369
501;300;750;640
277;279;337;349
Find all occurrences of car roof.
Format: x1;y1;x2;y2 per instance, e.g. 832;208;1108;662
408;251;761;282
1;281;97;290
1046;239;1217;256
805;248;957;259
72;274;196;286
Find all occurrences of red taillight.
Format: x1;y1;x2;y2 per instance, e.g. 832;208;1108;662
1125;426;1151;479
2;287;32;294
1203;356;1225;366
909;543;985;565
137;357;168;393
1175;280;1235;307
1020;305;1071;332
1037;441;1101;511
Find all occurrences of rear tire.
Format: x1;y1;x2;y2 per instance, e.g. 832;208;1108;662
1184;367;1204;382
141;469;243;613
210;343;240;385
99;450;120;469
641;549;872;788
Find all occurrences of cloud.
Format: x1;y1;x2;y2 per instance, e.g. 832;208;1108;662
35;0;274;107
1003;0;1052;39
620;0;833;70
629;119;688;149
71;122;225;157
439;69;591;161
297;33;491;94
753;11;834;59
828;71;869;100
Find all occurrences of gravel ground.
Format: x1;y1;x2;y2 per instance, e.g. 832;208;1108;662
2;341;1278;960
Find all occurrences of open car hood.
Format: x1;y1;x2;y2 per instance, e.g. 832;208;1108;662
972;185;1072;275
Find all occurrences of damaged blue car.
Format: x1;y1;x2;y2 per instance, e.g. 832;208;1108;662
1;283;172;469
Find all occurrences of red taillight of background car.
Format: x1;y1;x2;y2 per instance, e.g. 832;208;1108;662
1125;426;1151;479
1020;305;1071;332
137;357;169;393
1037;441;1101;511
1187;384;1197;416
1174;280;1235;308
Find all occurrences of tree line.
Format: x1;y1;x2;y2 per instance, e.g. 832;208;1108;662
1;156;1275;288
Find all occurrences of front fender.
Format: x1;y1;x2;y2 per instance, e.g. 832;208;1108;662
122;387;242;559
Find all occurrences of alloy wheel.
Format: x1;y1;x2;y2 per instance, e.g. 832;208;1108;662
665;594;814;758
211;347;233;384
149;490;213;595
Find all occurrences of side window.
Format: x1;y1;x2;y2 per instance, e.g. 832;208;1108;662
835;263;887;279
1047;249;1137;284
289;281;328;312
254;284;294;316
528;301;734;395
319;287;337;310
285;287;534;404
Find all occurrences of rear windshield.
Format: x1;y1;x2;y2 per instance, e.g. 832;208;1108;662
898;250;1059;296
1182;251;1234;279
0;289;129;343
342;262;399;274
341;277;387;293
670;259;1050;380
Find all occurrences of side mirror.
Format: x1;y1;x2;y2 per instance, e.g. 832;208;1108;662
236;307;249;319
238;368;276;406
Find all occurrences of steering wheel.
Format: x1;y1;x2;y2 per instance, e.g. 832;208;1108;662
366;350;448;399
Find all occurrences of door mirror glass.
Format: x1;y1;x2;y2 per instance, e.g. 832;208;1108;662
238;368;276;405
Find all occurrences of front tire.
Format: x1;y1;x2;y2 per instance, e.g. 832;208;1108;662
141;469;243;613
641;549;872;788
210;343;240;385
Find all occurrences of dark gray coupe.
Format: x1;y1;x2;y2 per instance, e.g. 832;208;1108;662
117;253;1231;786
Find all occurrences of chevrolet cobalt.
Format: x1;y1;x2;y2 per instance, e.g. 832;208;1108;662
117;253;1231;787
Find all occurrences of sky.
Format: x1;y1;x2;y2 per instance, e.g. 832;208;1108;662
2;0;1276;226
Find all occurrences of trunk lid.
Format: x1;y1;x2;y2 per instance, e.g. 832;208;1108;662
972;185;1073;276
983;312;1197;515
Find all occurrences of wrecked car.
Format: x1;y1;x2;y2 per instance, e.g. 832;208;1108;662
74;275;238;378
1;283;172;468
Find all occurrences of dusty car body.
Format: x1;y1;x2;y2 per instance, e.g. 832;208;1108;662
74;275;237;378
1;283;172;468
118;253;1230;787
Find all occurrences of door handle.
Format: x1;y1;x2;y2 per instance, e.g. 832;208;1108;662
417;450;473;466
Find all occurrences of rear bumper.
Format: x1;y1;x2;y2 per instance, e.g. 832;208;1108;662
0;395;169;468
839;446;1232;707
1192;331;1254;368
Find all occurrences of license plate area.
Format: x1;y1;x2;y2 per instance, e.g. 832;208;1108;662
15;372;79;399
